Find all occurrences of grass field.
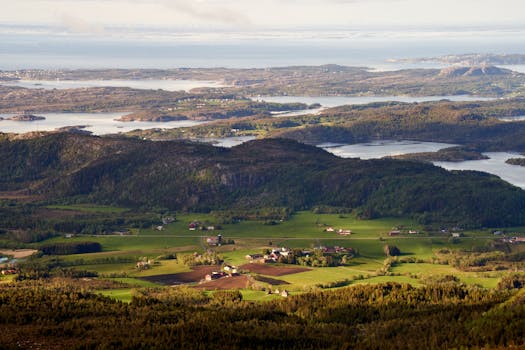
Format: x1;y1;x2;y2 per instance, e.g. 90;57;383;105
28;210;517;296
99;289;134;303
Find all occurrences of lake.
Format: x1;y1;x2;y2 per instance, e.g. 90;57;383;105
0;112;204;135
434;152;525;189
0;79;226;92
320;140;457;159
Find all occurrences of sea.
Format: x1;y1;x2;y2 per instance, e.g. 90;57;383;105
2;28;525;70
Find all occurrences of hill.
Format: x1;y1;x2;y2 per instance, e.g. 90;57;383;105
1;133;524;227
438;65;510;77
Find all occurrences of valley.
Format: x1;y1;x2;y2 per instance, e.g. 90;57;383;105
2;64;525;349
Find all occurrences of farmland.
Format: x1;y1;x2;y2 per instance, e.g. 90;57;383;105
5;207;522;301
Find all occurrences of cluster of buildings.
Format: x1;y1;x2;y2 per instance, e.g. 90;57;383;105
324;227;352;235
206;234;223;246
1;268;17;275
268;288;289;297
388;229;419;236
204;264;239;281
316;246;352;254
245;245;353;264
136;259;152;270
501;236;525;244
245;247;292;263
189;221;217;231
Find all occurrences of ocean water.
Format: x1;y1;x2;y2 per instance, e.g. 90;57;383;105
259;95;494;108
321;140;457;159
0;112;204;135
0;79;226;92
498;116;525;122
2;30;525;70
321;140;525;189
435;152;525;189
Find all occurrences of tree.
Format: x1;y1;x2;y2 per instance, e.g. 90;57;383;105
384;245;401;257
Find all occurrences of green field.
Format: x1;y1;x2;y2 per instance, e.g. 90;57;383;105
29;210;516;296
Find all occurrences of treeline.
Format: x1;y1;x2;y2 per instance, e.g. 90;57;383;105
40;242;102;255
1;280;524;349
0;204;158;244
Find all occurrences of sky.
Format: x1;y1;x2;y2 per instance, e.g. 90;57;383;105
1;0;524;35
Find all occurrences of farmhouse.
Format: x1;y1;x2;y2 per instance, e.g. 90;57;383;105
325;227;335;232
338;229;352;235
264;248;291;262
206;234;222;246
205;271;226;281
316;246;352;255
388;230;401;236
136;260;151;270
508;236;525;243
223;264;238;275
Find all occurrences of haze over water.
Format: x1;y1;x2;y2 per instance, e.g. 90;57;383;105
2;29;525;70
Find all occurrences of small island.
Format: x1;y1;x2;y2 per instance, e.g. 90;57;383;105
390;147;489;162
7;113;46;122
54;125;92;135
117;111;189;122
506;158;525;167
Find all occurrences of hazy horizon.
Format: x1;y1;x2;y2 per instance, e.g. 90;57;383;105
1;1;525;70
2;0;525;32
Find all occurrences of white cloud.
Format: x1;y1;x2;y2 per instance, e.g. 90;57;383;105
0;0;523;30
60;14;106;34
157;0;251;27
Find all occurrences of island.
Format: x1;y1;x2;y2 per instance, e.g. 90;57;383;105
6;114;45;121
390;147;489;162
506;157;525;167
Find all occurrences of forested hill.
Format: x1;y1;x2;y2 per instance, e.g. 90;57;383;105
1;133;525;227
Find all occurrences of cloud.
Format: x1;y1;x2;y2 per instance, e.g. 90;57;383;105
158;0;252;27
60;14;106;34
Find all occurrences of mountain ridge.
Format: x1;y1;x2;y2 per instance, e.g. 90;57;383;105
1;133;524;227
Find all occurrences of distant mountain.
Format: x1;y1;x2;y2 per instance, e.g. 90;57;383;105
1;133;524;227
